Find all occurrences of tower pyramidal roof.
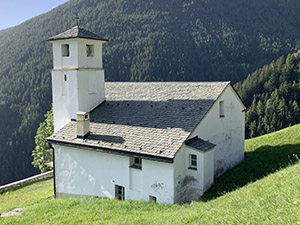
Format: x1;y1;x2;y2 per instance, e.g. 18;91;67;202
48;26;108;41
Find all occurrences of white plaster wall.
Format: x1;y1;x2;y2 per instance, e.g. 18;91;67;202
52;70;78;132
173;145;215;203
176;145;204;189
139;159;174;204
130;168;142;191
51;38;106;132
77;39;104;68
190;85;245;177
54;145;174;204
77;70;105;112
52;69;105;132
52;39;104;69
202;149;214;191
52;40;78;69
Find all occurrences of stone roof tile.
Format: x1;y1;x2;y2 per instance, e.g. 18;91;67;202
47;26;108;41
185;136;216;152
47;82;229;161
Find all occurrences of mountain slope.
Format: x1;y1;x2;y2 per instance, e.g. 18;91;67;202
1;124;300;224
235;51;300;138
1;0;300;185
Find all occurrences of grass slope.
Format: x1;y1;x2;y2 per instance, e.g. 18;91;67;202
1;125;300;224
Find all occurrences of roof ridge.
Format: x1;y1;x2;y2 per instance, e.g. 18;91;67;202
47;26;108;41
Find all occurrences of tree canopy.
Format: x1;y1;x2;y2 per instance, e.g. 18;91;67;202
32;108;54;173
235;51;300;138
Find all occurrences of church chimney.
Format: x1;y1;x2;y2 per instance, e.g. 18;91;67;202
76;112;90;139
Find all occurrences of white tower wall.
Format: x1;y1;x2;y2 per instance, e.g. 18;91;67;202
50;38;106;132
77;70;105;111
52;40;79;69
77;39;103;68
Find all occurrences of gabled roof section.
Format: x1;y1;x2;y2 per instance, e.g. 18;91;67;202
228;83;246;110
47;26;108;41
47;82;230;162
185;136;215;152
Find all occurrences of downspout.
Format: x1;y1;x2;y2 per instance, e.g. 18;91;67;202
49;143;56;198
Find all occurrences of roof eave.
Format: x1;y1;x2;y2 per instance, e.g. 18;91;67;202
47;37;109;42
228;83;247;110
47;138;174;163
184;143;215;153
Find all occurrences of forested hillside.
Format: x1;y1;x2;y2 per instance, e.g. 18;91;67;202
235;51;300;138
1;0;300;185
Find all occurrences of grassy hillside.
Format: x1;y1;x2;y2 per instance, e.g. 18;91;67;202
2;0;300;185
1;124;300;224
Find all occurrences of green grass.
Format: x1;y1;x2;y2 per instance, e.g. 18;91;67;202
1;125;300;224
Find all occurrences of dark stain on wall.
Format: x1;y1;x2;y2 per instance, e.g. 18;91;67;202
176;175;201;204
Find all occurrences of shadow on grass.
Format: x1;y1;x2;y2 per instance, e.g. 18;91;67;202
200;143;300;201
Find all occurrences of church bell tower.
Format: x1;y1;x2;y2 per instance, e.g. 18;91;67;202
48;26;108;132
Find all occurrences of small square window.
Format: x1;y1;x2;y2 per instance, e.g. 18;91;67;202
130;157;142;169
86;44;94;57
115;185;125;200
62;44;70;57
149;195;157;203
219;101;225;118
189;154;197;170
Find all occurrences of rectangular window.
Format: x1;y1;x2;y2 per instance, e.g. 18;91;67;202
219;101;225;118
62;74;68;96
149;195;157;203
189;154;197;170
130;157;142;169
86;44;94;57
62;44;70;57
115;185;125;200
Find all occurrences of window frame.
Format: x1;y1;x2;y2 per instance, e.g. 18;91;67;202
62;44;70;57
188;154;197;170
130;157;142;169
86;44;94;57
219;100;225;118
115;185;125;200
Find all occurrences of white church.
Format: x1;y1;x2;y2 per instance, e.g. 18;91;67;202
47;26;246;204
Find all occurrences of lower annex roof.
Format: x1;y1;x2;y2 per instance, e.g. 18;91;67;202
185;137;216;152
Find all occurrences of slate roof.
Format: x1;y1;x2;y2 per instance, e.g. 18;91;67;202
47;82;230;162
185;137;216;152
47;26;108;41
